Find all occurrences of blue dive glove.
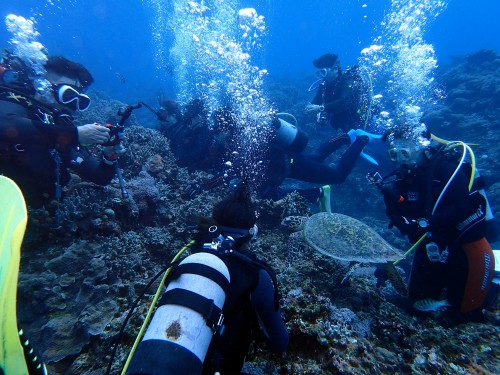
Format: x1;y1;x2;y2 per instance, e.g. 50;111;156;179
347;129;383;143
347;129;383;165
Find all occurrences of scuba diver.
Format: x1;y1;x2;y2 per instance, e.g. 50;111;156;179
0;52;125;208
125;182;288;374
183;109;382;214
157;98;216;172
157;99;183;133
258;116;381;203
374;126;498;322
305;53;371;132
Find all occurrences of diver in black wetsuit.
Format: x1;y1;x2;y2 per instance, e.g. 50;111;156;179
158;98;216;172
196;182;288;374
126;182;288;375
259;122;378;201
305;53;370;132
0;53;123;207
379;128;496;320
181;110;382;207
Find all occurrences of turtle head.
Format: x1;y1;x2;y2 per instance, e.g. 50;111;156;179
280;216;307;232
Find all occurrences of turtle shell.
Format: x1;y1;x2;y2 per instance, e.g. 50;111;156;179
303;212;402;263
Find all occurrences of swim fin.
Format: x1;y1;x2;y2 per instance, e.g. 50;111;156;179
0;176;31;375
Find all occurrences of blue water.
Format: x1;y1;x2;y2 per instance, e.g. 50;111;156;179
1;0;499;108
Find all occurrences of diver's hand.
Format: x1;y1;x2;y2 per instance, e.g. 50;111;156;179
388;215;418;235
305;104;322;114
103;144;126;165
347;129;382;144
77;123;110;145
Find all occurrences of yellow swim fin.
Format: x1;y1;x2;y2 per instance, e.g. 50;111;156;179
0;176;29;375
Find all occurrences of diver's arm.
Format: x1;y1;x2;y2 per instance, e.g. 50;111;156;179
382;179;407;225
310;88;323;105
0;100;78;147
250;269;289;353
67;149;116;186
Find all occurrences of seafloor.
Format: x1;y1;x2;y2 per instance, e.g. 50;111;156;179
17;49;500;374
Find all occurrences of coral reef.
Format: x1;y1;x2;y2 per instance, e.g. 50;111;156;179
15;52;500;374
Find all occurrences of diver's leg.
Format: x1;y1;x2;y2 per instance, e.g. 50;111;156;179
308;133;350;162
290;136;366;185
333;135;369;181
407;243;446;303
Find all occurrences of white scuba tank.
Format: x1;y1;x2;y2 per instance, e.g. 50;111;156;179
126;252;230;375
273;118;309;153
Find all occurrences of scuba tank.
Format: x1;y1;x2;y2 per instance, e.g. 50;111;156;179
272;118;309;153
126;252;230;375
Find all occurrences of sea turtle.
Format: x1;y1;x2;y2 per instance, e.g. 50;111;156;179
281;212;403;263
281;212;407;294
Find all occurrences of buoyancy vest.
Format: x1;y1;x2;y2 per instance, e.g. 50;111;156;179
0;86;74;132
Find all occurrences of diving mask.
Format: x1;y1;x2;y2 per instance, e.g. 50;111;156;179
388;147;413;164
315;65;339;79
219;224;258;240
315;68;330;78
53;84;91;111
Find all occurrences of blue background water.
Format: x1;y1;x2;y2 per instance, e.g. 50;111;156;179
1;0;499;108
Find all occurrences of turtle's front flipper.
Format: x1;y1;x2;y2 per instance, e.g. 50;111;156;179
341;262;361;285
384;262;408;296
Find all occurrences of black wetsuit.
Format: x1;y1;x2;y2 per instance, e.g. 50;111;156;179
197;246;288;374
311;66;368;132
160;120;216;171
260;134;369;199
382;154;495;314
0;87;116;207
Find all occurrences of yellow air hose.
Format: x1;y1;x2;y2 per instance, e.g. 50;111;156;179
121;240;195;375
393;233;428;266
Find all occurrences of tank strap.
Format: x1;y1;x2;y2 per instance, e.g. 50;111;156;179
170;262;231;297
161;288;224;333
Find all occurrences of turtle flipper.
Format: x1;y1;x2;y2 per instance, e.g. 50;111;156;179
385;262;408;296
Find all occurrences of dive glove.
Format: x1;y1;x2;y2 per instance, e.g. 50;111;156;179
347;129;383;166
103;144;126;165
